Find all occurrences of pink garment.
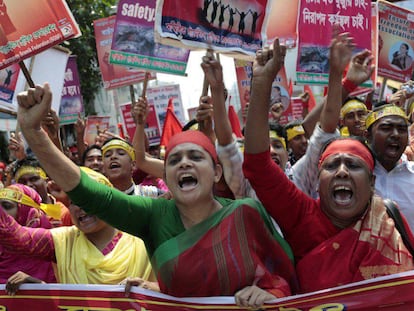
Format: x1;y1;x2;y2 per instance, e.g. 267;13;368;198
140;176;169;192
0;184;56;283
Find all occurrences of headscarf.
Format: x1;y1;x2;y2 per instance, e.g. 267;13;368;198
318;138;374;172
2;184;51;228
165;131;218;164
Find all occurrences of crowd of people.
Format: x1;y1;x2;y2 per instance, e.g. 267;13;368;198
1;30;414;309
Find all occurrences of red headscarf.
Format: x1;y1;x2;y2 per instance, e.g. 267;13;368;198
165;131;218;164
318;139;374;172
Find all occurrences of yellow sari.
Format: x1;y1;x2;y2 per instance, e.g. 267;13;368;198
52;226;155;284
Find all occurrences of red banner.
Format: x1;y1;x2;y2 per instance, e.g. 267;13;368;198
119;102;161;146
3;271;414;310
83;116;111;146
0;0;80;70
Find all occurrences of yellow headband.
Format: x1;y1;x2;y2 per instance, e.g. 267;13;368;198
341;100;367;119
269;130;286;150
365;105;408;129
102;139;135;161
0;188;40;209
15;166;47;183
286;125;305;141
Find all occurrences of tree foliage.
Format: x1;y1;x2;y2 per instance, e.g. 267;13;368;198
64;0;116;115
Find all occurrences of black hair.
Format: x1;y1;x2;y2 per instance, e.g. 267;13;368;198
269;121;287;146
12;156;44;178
81;144;102;165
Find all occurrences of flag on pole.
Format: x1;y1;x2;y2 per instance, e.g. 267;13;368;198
304;85;317;112
228;105;243;138
160;98;183;148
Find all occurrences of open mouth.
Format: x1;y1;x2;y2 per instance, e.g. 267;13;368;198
178;174;198;189
333;186;353;205
109;162;121;169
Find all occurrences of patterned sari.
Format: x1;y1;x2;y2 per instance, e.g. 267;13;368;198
297;196;414;293
152;198;298;298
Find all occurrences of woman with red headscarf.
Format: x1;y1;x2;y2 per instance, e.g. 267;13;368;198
17;83;298;309
0;184;56;283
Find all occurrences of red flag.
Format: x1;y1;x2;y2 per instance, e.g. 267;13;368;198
160;98;182;147
288;79;293;97
228;104;243;138
323;86;328;97
304;85;316;112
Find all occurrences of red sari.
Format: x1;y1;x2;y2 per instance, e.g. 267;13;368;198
152;197;299;297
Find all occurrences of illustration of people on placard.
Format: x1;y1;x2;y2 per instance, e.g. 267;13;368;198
201;0;212;22
2;68;15;87
198;1;264;40
248;9;261;36
218;1;229;29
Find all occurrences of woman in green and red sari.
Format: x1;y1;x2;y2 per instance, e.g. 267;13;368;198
17;84;298;309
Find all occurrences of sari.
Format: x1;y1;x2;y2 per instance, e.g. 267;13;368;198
296;196;414;293
52;226;155;284
152;197;298;298
0;184;56;283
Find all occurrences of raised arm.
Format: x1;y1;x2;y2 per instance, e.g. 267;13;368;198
244;39;286;154
321;32;355;133
200;52;233;146
131;97;164;179
17;83;80;192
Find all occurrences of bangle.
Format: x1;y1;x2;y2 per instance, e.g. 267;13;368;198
342;77;358;93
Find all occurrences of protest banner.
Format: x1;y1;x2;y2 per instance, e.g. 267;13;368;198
83;115;111;146
155;0;272;59
0;0;80;70
296;0;371;85
146;84;185;131
3;270;414;310
59;55;83;125
109;0;190;76
94;16;156;90
119;101;161;145
377;0;414;83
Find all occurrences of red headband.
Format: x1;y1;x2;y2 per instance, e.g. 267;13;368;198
165;131;218;164
318;139;374;171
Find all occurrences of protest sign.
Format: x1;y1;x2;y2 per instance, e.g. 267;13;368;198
94;16;156;89
59;55;83;125
119;102;161;145
0;0;80;70
155;0;272;59
109;0;190;76
296;0;371;85
377;0;414;83
84;115;111;146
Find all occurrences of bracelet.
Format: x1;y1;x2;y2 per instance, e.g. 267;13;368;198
342;77;358;93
